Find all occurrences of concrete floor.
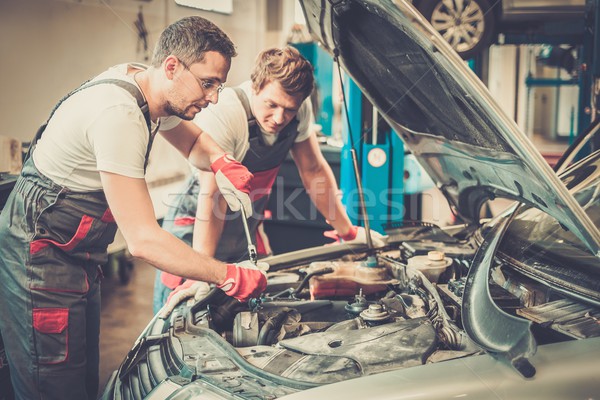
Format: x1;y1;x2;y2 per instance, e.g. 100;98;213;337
99;258;155;395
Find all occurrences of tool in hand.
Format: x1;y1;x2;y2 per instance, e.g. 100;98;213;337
239;202;258;265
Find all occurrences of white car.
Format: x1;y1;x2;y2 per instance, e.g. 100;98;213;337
101;0;600;398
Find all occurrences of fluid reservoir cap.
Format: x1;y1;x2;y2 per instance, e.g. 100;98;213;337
427;251;445;261
407;251;451;283
364;256;378;268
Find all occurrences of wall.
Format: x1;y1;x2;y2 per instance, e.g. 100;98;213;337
487;43;579;140
532;63;579;139
0;0;296;144
487;44;531;135
0;0;298;186
1;0;157;142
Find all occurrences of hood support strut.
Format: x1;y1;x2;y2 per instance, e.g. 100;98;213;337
334;48;374;250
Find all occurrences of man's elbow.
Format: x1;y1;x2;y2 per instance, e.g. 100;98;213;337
300;162;325;180
127;241;145;259
124;227;159;260
188;152;210;171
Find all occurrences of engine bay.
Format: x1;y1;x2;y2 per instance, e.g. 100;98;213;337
108;226;600;400
183;232;600;386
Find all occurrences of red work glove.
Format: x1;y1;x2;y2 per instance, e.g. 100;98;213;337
217;261;268;302
324;225;358;243
210;154;252;193
324;226;388;247
211;154;253;216
339;225;359;241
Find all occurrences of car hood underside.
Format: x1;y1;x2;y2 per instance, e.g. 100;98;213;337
300;0;600;254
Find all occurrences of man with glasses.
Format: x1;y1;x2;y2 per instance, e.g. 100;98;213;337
154;46;386;314
180;59;226;96
0;16;267;400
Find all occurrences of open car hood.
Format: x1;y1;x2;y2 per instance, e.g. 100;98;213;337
299;0;600;255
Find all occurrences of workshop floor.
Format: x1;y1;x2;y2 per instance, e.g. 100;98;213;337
99;259;155;394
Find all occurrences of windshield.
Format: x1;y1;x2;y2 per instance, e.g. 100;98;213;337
498;151;600;300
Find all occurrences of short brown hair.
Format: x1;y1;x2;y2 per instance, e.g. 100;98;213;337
251;46;314;100
151;16;237;67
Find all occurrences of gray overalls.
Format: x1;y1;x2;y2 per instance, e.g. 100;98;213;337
0;77;154;400
154;87;300;310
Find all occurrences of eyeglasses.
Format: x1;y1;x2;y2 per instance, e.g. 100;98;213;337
179;59;224;96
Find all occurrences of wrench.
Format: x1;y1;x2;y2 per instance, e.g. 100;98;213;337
239;204;258;265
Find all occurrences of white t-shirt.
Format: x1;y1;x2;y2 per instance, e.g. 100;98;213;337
34;63;178;191
193;80;314;161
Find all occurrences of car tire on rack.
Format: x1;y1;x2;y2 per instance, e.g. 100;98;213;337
416;0;496;59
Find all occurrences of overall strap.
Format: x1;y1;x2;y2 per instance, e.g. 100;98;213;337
26;77;154;172
232;87;257;129
231;85;301;146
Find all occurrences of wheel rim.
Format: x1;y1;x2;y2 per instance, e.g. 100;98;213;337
430;0;486;54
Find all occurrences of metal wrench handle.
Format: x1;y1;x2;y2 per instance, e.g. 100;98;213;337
239;204;258;264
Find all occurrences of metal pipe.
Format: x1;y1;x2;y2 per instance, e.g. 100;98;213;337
350;148;373;249
372;107;378;145
292;267;334;297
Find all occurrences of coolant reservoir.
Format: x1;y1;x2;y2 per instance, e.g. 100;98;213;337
308;261;398;299
406;251;451;283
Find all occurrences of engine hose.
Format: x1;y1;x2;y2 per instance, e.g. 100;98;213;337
292;267;335;297
407;269;471;351
440;325;459;348
427;306;438;321
440;323;481;352
257;310;289;345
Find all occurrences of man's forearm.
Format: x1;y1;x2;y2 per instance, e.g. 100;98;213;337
188;131;227;171
300;163;353;235
100;171;227;283
192;188;228;256
130;225;227;284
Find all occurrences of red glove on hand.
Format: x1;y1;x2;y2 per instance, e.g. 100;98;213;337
210;154;253;194
217;261;268;302
324;225;358;242
211;154;254;215
338;226;358;241
324;225;388;247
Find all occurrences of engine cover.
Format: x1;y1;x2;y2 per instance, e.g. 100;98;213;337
238;317;437;384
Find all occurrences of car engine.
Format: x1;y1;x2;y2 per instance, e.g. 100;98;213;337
107;224;600;399
188;235;492;386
